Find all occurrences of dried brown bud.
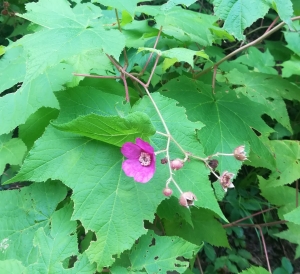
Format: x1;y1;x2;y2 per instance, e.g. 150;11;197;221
3;2;9;8
161;157;168;164
163;187;173;197
234;145;247;161
1;9;8;15
179;191;197;208
208;159;219;170
220;171;235;192
170;159;184;170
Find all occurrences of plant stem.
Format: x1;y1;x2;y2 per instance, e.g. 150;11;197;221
195;16;300;78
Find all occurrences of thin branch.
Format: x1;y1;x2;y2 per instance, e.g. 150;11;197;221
146;54;161;87
140;26;163;75
264;16;279;33
115;9;128;68
222;207;278;228
121;74;130;102
72;73;120;79
212;65;217;94
195;16;300;78
196;254;204;274
224;220;287;228
257;226;272;273
296;179;299;208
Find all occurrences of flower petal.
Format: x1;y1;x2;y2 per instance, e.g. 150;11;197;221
121;142;141;159
135;138;154;154
122;159;155;183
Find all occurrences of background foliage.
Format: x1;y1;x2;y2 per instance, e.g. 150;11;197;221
0;0;300;273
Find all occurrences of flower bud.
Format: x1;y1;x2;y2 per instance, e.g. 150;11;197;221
234;145;247;161
161;157;168;164
220;171;235;192
208;159;219;170
179;191;197;208
163;187;173;197
170;158;184;170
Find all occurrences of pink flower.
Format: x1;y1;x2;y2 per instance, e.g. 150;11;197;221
121;138;156;183
220;171;235;192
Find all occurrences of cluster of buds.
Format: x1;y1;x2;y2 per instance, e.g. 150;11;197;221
161;145;247;207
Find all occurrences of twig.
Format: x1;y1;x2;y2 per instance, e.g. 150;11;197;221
196;254;204;274
264;16;279;33
115;9;128;69
296;179;299;208
195;16;300;78
72;73;120;79
140;27;163;75
222;207;278;228
257;225;272;273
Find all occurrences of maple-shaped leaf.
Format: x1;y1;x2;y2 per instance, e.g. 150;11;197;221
52;87;155;145
225;69;300;133
4;125;167;270
213;0;270;40
129;231;200;273
0;0;125;134
0;181;67;265
158;76;275;173
26;203;96;274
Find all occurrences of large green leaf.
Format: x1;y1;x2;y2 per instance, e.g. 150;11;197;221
213;0;270;40
4;125;166;270
136;6;219;46
129;231;201;273
132;93;226;220
0;63;73;135
0;46;25;94
163;208;229;247
0;181;67;265
158;76;275;173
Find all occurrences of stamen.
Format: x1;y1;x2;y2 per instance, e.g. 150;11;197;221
139;152;151;166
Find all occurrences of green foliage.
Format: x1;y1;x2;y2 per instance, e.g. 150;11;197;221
1;0;300;273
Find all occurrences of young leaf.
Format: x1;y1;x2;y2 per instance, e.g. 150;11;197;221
213;0;270;40
129;231;201;273
0;181;67;265
53;112;156;146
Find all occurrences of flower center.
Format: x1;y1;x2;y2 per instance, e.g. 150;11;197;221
139;152;151;166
